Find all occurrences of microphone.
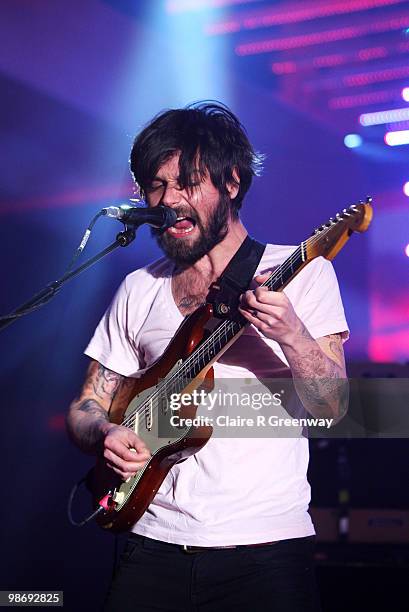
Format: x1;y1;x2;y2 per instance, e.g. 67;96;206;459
102;204;177;231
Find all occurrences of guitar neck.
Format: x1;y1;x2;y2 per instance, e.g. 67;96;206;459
176;242;309;384
123;200;373;427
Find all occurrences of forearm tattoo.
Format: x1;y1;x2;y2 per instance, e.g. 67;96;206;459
286;330;348;420
67;364;133;453
78;399;110;421
69;399;108;452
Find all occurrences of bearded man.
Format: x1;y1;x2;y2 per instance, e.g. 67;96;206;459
67;102;349;611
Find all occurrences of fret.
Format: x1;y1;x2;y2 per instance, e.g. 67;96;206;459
288;256;294;275
190;360;201;376
267;246;304;292
163;242;310;394
213;335;223;353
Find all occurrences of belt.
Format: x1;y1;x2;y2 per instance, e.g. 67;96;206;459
181;541;278;554
129;533;278;554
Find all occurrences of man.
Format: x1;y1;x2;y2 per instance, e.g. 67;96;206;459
66;102;349;611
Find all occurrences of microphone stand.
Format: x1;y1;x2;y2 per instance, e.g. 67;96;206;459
0;227;136;333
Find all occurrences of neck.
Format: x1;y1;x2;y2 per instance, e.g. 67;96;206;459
184;218;248;281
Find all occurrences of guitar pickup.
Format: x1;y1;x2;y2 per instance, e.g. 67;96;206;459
145;399;153;431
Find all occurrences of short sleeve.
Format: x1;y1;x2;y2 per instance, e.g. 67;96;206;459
84;276;143;376
285;257;349;342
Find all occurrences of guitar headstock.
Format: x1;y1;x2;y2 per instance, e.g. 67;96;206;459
305;197;373;261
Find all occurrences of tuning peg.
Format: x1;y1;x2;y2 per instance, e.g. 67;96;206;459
342;208;351;217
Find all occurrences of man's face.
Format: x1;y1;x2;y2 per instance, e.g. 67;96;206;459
145;153;232;266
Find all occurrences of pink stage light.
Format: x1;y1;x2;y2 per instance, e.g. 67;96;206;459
405;243;409;257
360;107;409;126
384;129;409;145
235;15;409;55
344;65;409;87
272;61;297;74
329;90;397;110
403;182;409;197
272;44;393;75
402;87;409;101
313;54;345;68
357;46;388;61
206;0;408;35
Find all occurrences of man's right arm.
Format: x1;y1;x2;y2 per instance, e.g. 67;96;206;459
66;360;151;480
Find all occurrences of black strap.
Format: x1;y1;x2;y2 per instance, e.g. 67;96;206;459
207;235;266;320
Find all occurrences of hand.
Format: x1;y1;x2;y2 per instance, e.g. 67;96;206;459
101;423;152;481
238;271;303;347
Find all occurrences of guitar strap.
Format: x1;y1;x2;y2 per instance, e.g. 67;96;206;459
207;235;266;320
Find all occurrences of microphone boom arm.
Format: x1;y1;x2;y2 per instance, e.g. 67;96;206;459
0;227;136;333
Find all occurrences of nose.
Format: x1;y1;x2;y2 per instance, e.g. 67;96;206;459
161;181;182;208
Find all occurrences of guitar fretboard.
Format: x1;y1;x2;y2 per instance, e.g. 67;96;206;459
159;241;307;397
119;201;371;432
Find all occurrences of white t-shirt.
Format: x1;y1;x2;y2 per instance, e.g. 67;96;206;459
85;244;349;546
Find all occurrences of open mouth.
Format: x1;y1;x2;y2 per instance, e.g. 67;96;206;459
168;216;197;235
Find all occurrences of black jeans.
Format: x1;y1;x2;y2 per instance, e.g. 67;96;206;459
103;534;321;612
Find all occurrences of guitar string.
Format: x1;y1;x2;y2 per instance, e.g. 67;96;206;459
121;208;358;430
120;240;303;430
121;217;338;430
121;211;352;430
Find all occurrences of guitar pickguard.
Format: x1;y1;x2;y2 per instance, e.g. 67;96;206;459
112;359;192;509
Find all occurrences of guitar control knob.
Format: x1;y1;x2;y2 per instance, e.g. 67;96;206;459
217;303;230;315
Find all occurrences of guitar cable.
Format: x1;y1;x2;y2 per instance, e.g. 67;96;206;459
67;474;107;527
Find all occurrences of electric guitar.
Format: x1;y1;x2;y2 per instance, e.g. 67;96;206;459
90;198;373;532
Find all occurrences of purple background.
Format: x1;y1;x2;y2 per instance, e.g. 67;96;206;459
1;1;408;610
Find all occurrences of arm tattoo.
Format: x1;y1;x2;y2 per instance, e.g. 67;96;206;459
327;334;345;364
67;363;134;454
93;364;122;400
68;398;110;454
283;329;348;421
78;399;110;421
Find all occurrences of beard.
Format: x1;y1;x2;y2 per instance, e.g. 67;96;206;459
151;193;231;267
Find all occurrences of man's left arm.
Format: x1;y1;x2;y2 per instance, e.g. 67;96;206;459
239;273;349;422
279;328;349;422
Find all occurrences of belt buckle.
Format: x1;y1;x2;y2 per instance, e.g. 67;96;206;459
182;544;203;554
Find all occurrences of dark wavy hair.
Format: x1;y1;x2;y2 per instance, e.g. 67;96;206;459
129;101;263;217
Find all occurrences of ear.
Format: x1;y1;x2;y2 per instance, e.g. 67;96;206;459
226;167;240;200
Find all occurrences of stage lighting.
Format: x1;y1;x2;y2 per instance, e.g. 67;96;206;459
344;134;362;148
402;87;409;102
405;243;409;257
403;182;409;196
360;107;409;126
384;130;409;146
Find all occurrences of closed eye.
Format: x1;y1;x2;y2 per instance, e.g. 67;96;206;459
145;181;165;193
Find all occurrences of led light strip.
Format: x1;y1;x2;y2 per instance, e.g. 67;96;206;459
360;107;409;126
206;0;408;35
384;130;409;145
235;15;409;55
